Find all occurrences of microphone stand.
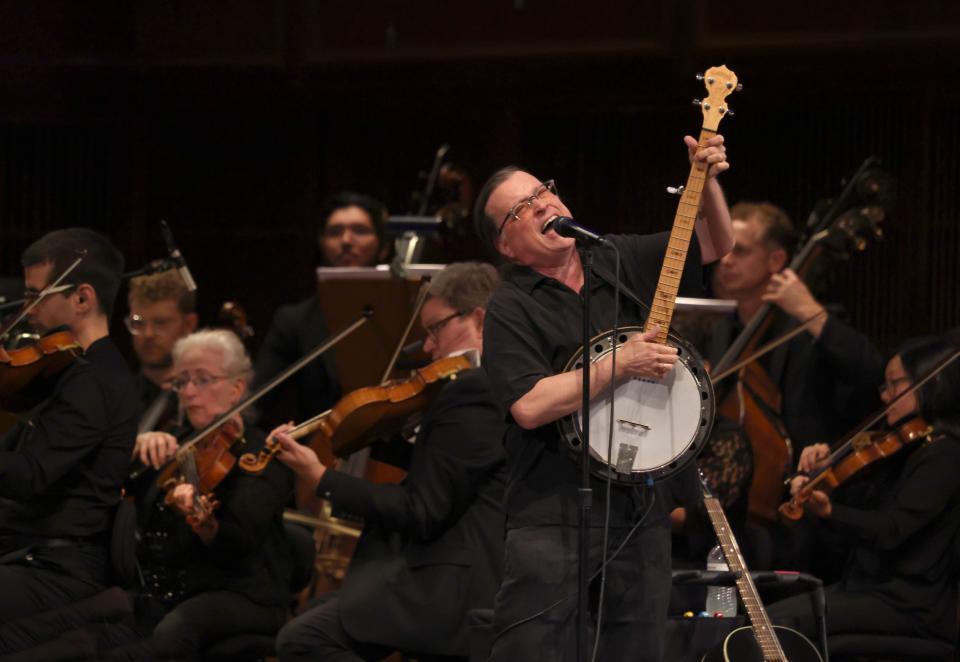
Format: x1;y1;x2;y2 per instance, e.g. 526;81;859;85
577;244;593;662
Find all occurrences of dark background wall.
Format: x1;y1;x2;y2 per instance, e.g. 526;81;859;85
1;0;958;359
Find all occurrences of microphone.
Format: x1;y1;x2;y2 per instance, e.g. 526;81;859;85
542;216;608;246
160;220;198;292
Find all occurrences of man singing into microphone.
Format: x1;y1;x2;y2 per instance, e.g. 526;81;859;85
473;134;733;662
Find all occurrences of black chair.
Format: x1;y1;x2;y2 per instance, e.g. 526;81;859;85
203;520;317;662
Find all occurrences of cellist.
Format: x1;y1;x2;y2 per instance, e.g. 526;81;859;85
708;201;884;566
768;335;960;649
0;229;139;635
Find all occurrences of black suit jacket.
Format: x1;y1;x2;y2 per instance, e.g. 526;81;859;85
316;368;507;656
252;295;341;427
708;308;884;457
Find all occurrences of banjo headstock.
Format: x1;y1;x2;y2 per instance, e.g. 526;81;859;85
695;65;740;131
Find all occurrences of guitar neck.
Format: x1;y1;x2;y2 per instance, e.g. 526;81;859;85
702;494;787;661
644;128;714;344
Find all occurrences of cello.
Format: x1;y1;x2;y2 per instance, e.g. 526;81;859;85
712;162;887;522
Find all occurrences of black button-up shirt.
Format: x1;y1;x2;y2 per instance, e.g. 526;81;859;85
0;336;139;540
483;232;704;529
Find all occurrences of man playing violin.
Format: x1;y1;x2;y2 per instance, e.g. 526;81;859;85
121;328;293;659
474;134;732;662
769;335;960;648
253;191;391;429
126;270;198;431
272;261;507;662
0;229;139;630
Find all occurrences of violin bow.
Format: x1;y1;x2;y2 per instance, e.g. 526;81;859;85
171;310;372;463
784;343;960;485
379;277;432;384
0;251;87;342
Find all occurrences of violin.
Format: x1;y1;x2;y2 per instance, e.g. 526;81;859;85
0;329;82;402
240;353;475;473
157;417;244;497
145;313;371;511
779;417;933;521
0;253;87;419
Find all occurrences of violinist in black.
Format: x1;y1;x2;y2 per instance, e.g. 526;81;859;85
272;262;507;662
0;229;138;625
122;328;293;659
769;335;960;646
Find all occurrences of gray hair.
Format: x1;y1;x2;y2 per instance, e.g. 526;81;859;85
427;262;500;312
172;329;253;382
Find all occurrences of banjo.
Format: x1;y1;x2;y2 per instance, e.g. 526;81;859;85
559;65;739;484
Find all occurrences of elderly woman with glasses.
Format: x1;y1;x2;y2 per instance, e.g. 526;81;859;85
125;328;294;660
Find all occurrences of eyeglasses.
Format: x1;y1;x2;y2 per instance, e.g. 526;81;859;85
498;179;558;236
124;313;178;336
23;284;76;303
879;376;911;396
423;311;465;339
170;373;231;392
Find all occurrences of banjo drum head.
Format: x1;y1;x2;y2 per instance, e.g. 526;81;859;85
561;327;714;484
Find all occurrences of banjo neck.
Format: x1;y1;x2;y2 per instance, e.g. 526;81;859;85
644;64;739;345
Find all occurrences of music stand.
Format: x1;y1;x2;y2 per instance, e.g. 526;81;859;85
314;264;444;394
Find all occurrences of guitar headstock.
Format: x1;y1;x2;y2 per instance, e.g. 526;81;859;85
695;65;740;131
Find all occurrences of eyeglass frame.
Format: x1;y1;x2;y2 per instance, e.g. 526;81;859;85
23;283;76;303
124;312;180;336
170;373;233;393
878;376;911;397
423;311;467;340
497;179;558;237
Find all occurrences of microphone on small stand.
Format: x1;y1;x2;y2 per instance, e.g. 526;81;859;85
160;220;198;292
541;216;608;246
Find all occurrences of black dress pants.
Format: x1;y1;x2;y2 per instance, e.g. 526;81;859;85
276;593;465;662
487;523;672;662
0;553;105;631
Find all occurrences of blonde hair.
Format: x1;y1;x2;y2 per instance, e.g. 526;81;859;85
128;271;196;315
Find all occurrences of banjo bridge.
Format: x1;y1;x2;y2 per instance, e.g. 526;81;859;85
617;418;651;431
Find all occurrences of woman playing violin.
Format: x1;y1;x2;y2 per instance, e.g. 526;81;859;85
123;328;293;659
769;335;960;648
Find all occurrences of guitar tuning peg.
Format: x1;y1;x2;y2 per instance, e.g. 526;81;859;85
726;108;734;117
692;98;702;107
736;83;743;92
666;185;685;195
696;73;704;81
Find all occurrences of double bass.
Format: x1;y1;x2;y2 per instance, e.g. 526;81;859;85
712;161;886;522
